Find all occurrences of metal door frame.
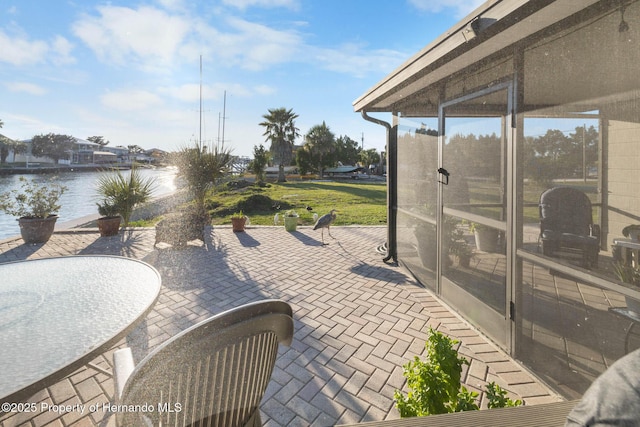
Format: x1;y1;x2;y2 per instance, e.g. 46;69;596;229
436;80;514;350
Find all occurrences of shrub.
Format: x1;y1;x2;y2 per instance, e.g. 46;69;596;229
394;328;521;417
0;176;66;218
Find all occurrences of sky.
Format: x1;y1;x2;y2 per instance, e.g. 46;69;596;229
0;0;484;158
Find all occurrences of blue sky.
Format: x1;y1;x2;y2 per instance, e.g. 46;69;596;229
0;0;483;157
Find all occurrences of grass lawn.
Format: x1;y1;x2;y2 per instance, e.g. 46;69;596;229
207;180;387;226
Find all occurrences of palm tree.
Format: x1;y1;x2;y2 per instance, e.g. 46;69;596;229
305;121;335;179
259;107;299;182
95;166;156;228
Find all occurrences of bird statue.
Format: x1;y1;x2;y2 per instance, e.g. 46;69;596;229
313;209;337;245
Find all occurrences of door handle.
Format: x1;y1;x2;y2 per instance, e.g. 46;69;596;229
438;168;450;185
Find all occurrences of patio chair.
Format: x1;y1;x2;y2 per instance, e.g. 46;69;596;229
539;187;600;268
112;299;294;427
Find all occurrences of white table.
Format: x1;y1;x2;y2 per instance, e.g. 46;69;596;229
0;256;161;403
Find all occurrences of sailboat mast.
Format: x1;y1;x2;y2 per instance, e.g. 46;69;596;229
221;90;226;151
199;55;203;151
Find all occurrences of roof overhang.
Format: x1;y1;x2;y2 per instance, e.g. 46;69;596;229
353;0;604;113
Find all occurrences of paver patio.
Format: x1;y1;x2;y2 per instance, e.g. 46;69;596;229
0;225;562;426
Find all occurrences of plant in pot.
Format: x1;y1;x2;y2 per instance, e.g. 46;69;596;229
612;261;640;313
96;200;121;237
0;176;66;244
231;211;248;232
622;224;640;242
450;239;473;268
283;210;299;232
470;222;500;253
95;166;156;230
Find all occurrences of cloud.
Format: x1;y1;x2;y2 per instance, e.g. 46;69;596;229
101;89;163;111
408;0;485;18
0;27;76;67
0;29;48;66
225;18;303;70
72;5;304;73
5;82;48;96
310;43;407;78
221;0;299;10
72;5;191;67
51;36;76;65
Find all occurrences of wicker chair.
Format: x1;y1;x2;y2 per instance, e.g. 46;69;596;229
539;187;600;268
113;299;294;427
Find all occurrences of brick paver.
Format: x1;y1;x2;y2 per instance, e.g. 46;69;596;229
0;226;562;426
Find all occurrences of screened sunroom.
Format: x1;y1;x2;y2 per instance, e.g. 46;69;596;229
355;0;640;399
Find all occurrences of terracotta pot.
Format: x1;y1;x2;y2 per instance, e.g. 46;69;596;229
97;216;121;237
231;216;247;232
18;215;58;244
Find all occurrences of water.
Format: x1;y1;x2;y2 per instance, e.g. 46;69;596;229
0;167;179;240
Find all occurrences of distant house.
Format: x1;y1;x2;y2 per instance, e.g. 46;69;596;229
6;138;138;165
72;138;102;164
102;146;130;163
355;0;640;400
146;148;169;163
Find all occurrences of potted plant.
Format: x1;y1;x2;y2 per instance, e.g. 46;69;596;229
0;176;67;244
470;222;500;253
96;200;121;237
450;239;473;268
612;261;640;313
622;224;640;242
283;210;299;232
95;166;156;230
231;211;247;232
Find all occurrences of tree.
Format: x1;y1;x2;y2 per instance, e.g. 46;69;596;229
0;119;28;164
87;136;110;146
568;125;599;178
359;148;380;170
250;144;269;183
259;107;299;182
295;145;314;176
30;133;75;163
128;145;145;154
304;121;336;178
0;135;26;164
335;135;361;165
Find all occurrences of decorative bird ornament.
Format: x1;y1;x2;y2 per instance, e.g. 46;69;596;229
313;209;337;245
